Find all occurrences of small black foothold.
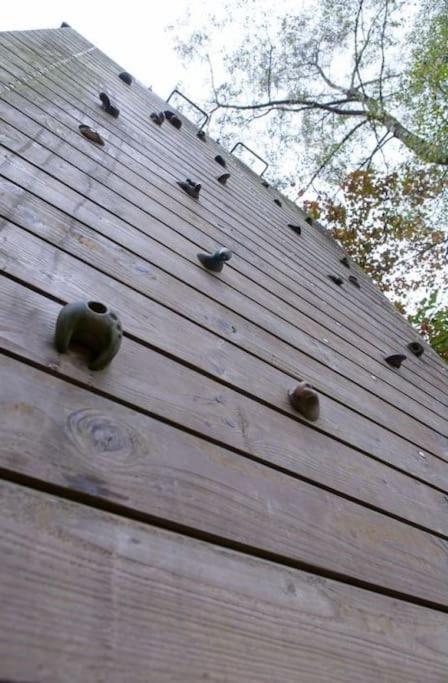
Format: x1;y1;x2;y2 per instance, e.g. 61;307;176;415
178;179;201;199
215;155;226;167
218;173;231;185
150;112;165;126
164;111;182;129
261;180;270;188
348;275;360;288
197;130;206;141
274;198;282;207
385;353;407;369
60;22;70;28
288;381;320;421
408;341;424;357
305;216;313;225
288;224;302;236
340;256;350;268
79;124;105;146
197;248;232;272
328;275;343;286
119;72;133;85
99;92;119;118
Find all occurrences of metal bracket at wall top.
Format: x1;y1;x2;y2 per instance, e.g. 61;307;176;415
166;89;209;130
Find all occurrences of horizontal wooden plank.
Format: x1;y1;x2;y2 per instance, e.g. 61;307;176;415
2;354;448;603
1;479;448;682
1;36;446;412
1;182;447;486
1;273;448;548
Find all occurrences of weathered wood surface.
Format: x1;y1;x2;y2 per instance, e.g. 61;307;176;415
1;32;447;409
1;480;448;683
9;26;448;384
2;354;448;604
3;274;447;538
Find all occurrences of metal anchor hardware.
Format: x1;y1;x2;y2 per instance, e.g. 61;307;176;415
118;72;133;85
178;178;201;199
328;275;343;286
288;381;320;421
348;275;360;288
79;125;104;146
150;112;165;126
408;341;424;357
197;248;232;272
99;93;119;118
385;354;407;369
164;111;182;129
218;173;231;185
288;224;302;235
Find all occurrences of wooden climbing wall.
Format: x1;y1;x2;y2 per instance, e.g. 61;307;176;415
0;26;448;682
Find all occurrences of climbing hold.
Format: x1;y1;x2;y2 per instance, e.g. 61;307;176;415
261;180;270;188
197;130;206;141
348;275;360;288
164;111;182;129
99;92;119;118
218;173;231;186
150;112;165;126
54;301;122;371
305;216;313;225
408;341;424;357
340;256;350;268
118;72;133;85
328;275;343;286
60;22;70;28
79;125;104;146
385;354;407;369
215;155;226;167
274;198;282;207
288;224;302;236
197;248;232;272
178;178;201;199
288;381;320;421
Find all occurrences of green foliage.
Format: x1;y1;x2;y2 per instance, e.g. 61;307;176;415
408;293;448;362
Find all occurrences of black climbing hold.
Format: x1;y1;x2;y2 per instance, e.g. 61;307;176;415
99;92;119;118
218;173;231;186
288;224;302;236
54;300;122;371
408;341;424;357
60;22;70;28
348;275;360;288
385;354;407;369
288;381;320;421
197;248;232;273
305;216;313;225
215;155;226;167
261;180;270;188
340;256;350;268
119;72;133;85
328;275;343;286
274;198;282;207
79;124;104;146
150;112;165;126
197;130;206;141
164;111;182;129
178;178;201;199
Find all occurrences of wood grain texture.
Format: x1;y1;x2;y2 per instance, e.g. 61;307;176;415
1;353;448;604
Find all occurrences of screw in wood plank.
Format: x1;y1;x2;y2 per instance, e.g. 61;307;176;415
274;198;282;207
328;274;343;286
288;223;302;236
384;353;407;369
217;173;231;186
99;93;119;118
177;178;201;199
118;72;133;85
340;256;350;268
164;111;182;129
348;275;360;288
408;341;424;357
54;301;122;371
215;154;226;167
79;124;105;146
288;381;320;421
150;112;165;126
197;248;232;272
197;130;206;141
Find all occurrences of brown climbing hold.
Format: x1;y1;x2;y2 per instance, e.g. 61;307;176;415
218;173;231;185
288;381;320;421
79;125;104;146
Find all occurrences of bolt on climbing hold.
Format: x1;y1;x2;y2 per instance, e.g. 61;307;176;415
214;155;226;167
54;301;122;371
385;353;407;369
328;275;343;286
408;341;424;357
348;275;360;288
178;178;201;199
79;124;104;146
261;180;270;188
197;248;232;272
119;72;133;85
99;93;119;118
305;216;313;225
274;198;282;207
288;224;301;236
164;111;182;129
197;130;206;141
340;256;350;268
288;381;320;421
218;173;231;185
60;22;70;28
150;112;165;126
